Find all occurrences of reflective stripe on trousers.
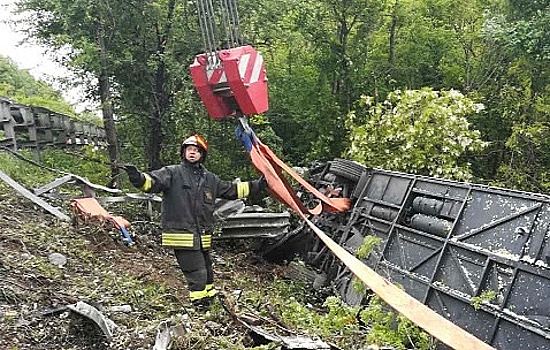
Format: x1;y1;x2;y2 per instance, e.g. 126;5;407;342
189;284;217;301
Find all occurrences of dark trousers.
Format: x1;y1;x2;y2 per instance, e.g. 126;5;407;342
174;249;213;293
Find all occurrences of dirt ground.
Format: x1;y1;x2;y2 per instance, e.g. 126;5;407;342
0;182;309;350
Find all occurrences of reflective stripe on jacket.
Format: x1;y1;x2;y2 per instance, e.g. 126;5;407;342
161;232;212;249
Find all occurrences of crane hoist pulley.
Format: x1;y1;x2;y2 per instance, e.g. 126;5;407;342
189;0;349;216
190;0;268;119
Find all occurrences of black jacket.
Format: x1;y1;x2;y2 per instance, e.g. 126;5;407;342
141;161;263;249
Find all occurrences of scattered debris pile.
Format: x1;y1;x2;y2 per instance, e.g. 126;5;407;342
0;178;369;349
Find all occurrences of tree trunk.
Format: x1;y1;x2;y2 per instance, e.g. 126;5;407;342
148;92;164;171
97;24;121;188
147;0;177;171
389;0;398;70
339;20;351;112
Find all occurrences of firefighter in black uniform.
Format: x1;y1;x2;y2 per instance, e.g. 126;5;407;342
124;134;267;307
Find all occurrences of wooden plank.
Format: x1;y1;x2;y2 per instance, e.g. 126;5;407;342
0;169;70;221
303;216;495;350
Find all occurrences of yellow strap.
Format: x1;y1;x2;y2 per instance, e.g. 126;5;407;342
301;215;495;350
162;232;194;247
141;174;152;191
236;182;250;198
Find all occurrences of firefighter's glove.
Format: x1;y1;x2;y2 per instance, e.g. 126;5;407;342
123;164;145;188
258;175;268;191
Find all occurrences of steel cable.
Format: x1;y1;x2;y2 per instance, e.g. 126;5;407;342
195;0;243;60
220;0;232;49
227;0;243;46
205;0;220;66
196;0;209;59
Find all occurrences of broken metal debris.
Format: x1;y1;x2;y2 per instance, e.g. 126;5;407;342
152;319;186;350
10;305;68;328
247;324;332;350
218;292;334;350
66;301;117;342
1;152;291;246
213;198;291;240
0;169;70;221
218;211;291;239
33;173;121;198
214;198;246;220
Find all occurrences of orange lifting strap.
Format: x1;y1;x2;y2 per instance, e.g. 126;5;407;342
70;198;133;245
71;197;130;229
236;118;350;216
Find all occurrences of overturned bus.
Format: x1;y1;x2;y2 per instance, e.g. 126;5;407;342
264;159;550;350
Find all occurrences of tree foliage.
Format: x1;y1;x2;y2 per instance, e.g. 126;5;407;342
478;0;550;190
346;88;486;180
12;0;550;193
0;55;76;117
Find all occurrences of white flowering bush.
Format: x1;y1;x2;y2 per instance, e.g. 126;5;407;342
345;88;487;181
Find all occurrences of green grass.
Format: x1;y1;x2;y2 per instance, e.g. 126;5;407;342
0;146;438;349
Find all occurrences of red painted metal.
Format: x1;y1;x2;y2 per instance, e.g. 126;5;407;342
190;45;269;119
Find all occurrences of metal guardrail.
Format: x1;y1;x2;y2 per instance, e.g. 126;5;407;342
218;211;291;239
213;199;291;239
0;97;106;157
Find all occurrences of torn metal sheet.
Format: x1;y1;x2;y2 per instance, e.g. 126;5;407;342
153;319;186;350
219;293;333;350
280;335;332;349
100;193;162;203
218;212;291;239
33;173;121;198
67;301;116;341
33;174;74;196
213;199;246;221
246;324;331;350
67;174;121;194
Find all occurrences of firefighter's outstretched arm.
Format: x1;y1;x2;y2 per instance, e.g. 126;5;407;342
122;164;146;189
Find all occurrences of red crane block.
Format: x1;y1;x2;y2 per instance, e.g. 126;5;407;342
190;45;268;119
